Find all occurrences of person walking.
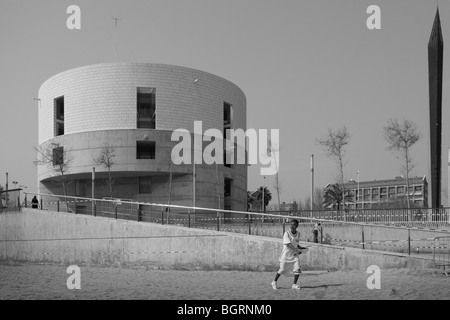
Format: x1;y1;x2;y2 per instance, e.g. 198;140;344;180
312;223;320;243
271;219;307;290
31;196;39;209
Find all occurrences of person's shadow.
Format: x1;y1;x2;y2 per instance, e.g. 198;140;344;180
300;284;344;289
275;284;344;290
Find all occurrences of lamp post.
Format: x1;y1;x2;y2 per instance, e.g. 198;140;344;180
357;171;360;209
12;181;18;207
261;176;266;213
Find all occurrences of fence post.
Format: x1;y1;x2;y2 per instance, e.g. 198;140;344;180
57;201;59;212
248;215;251;235
40;198;43;210
361;224;365;250
93;201;96;217
320;224;323;244
114;204;117;219
74;198;77;214
188;209;191;228
24;194;27;208
408;228;411;255
161;208;164;225
282;220;285;235
217;211;220;231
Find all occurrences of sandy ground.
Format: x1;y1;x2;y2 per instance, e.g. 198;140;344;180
0;263;449;300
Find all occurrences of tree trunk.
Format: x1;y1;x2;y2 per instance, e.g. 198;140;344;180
405;148;411;221
61;170;69;212
108;168;113;199
339;155;346;221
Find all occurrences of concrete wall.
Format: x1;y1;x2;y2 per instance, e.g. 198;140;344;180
0;209;438;271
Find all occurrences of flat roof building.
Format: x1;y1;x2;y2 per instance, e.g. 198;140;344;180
325;176;428;209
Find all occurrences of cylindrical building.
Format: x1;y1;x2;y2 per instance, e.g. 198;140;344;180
37;63;247;211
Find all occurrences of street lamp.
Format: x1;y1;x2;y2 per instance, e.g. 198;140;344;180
357;171;360;209
261;176;266;213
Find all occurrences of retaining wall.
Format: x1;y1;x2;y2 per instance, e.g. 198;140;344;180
0;208;438;271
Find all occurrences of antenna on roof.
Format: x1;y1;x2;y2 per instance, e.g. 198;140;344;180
112;17;122;63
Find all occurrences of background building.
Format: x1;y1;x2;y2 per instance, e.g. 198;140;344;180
37;63;247;211
324;176;428;209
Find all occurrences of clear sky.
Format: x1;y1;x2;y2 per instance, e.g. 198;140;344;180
0;0;449;207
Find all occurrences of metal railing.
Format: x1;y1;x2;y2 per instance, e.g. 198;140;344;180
21;192;450;256
433;236;450;276
0;189;22;213
268;207;450;229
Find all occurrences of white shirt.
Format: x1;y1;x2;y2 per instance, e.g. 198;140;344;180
279;230;300;263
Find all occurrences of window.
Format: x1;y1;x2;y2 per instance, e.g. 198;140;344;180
223;102;233;168
53;146;63;166
363;189;370;201
223;102;232;127
136;141;155;159
397;186;405;195
137;88;156;129
54;97;64;136
388;187;396;197
414;186;423;195
76;180;87;197
224;178;232;197
139;176;152;194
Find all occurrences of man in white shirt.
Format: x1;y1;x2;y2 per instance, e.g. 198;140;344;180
271;219;306;290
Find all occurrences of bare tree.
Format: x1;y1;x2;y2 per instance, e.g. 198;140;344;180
93;144;116;198
34;141;74;211
317;127;351;212
300;187;325;211
383;119;420;213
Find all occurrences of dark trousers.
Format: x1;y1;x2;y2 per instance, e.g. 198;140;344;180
313;231;318;243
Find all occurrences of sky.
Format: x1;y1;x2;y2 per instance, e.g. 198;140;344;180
0;0;449;207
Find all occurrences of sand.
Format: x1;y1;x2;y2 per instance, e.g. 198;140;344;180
0;263;449;300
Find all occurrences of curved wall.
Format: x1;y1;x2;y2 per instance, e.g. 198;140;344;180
38;63;246;144
37;63;247;211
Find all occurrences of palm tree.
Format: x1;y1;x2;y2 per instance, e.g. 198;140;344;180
323;183;353;210
247;191;255;211
256;186;272;212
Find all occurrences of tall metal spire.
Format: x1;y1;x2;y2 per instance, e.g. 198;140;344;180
429;7;443;47
428;7;444;209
